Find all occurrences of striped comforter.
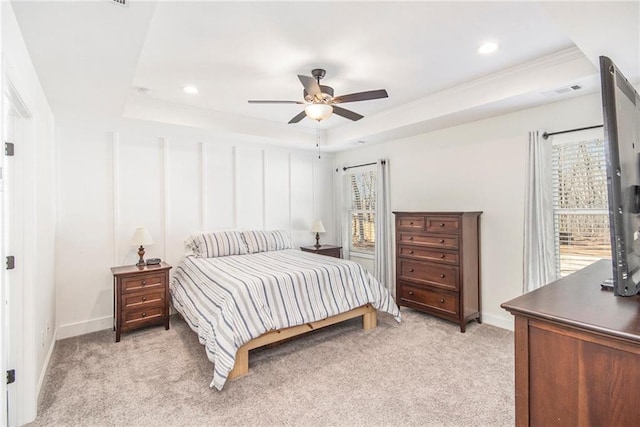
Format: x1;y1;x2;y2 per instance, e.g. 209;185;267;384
170;249;401;390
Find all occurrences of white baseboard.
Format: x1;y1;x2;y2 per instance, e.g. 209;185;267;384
56;316;112;340
36;329;57;400
481;313;514;331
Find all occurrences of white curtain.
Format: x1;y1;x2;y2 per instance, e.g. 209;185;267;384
374;159;393;295
523;131;556;292
339;167;351;260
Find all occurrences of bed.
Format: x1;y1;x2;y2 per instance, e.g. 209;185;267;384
169;230;400;390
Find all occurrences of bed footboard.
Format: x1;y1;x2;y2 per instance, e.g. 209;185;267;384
228;304;377;380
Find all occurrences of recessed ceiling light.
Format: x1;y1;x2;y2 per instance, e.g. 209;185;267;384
183;85;199;94
478;42;499;55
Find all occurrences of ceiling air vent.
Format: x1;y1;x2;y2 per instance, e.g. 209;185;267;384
541;84;583;98
110;0;127;6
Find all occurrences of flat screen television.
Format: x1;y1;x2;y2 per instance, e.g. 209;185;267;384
599;56;640;296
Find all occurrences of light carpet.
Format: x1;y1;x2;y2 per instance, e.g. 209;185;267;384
30;309;514;426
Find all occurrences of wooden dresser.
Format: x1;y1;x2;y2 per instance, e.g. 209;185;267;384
394;211;481;332
111;262;172;342
502;260;640;426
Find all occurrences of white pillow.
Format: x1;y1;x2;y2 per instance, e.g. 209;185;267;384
241;230;293;253
185;231;248;258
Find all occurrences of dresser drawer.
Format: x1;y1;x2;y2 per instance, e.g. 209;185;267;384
398;245;459;265
122;273;164;293
398;232;458;250
122;305;165;328
426;216;460;234
399;259;459;290
399;284;458;316
397;216;424;231
122;288;165;309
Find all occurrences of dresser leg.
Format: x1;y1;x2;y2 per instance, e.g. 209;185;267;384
115;329;121;343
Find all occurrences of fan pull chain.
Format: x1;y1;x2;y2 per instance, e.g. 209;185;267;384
316;121;321;159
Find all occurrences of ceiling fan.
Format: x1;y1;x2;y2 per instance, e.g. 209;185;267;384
248;68;388;124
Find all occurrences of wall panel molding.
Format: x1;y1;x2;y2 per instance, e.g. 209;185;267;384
161;138;169;261
200;141;207;231
111;131;120;265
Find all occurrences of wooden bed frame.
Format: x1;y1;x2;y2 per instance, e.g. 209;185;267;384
228;304;377;380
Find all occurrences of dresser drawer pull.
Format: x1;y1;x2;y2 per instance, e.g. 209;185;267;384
408;291;414;296
440;254;445;258
409;221;414;225
439;239;445;244
141;296;147;302
141;312;147;318
409;250;414;254
409;268;414;272
409;237;414;241
141;280;146;286
440;298;445;304
440;274;445;278
440;223;445;227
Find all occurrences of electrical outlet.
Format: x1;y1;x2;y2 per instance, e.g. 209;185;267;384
40;330;45;348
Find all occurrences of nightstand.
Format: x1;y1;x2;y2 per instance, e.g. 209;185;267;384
300;245;342;258
111;262;172;342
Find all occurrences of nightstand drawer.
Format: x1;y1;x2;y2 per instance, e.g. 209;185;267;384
122;273;164;293
122;288;165;309
122;306;164;328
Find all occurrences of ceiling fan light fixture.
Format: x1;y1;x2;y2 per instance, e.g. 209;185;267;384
305;103;333;121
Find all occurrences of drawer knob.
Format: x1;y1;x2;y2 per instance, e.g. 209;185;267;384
409;236;414;241
141;296;147;302
141;280;146;286
409;268;414;272
440;223;445;227
440;254;445;259
409;250;414;254
409;291;414;296
440;298;445;304
440;274;445;278
409;221;414;225
439;239;445;244
141;312;147;318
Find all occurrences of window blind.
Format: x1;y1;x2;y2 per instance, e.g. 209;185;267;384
344;169;376;253
552;137;611;277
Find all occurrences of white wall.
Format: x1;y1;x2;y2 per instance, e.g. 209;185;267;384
55;117;336;339
2;2;56;424
336;92;604;330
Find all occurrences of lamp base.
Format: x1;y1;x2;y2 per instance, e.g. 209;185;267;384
136;245;146;267
314;233;321;249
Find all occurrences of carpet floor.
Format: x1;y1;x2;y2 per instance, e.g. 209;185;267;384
30;309;514;426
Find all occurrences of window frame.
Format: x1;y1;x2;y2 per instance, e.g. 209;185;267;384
344;165;377;256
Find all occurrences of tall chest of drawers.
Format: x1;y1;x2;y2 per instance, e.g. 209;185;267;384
394;211;481;332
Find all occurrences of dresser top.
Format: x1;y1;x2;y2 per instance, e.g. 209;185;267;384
393;211;483;215
502;259;640;343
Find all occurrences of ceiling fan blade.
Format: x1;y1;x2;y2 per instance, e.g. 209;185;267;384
248;100;303;104
332;105;364;121
332;89;388;104
298;75;322;99
288;110;307;124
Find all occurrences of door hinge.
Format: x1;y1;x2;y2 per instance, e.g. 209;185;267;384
5;141;14;156
6;256;15;270
6;369;15;385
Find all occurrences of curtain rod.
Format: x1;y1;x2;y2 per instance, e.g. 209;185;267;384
335;160;384;172
542;124;603;140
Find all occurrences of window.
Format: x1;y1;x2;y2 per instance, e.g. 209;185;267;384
345;168;376;254
552;135;612;277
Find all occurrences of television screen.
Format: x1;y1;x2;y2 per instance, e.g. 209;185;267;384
599;56;640;296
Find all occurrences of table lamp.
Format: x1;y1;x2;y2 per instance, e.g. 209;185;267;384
131;227;154;266
311;220;326;248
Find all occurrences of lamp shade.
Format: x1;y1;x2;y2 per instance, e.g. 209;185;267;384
131;227;154;246
311;220;326;233
304;103;333;121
